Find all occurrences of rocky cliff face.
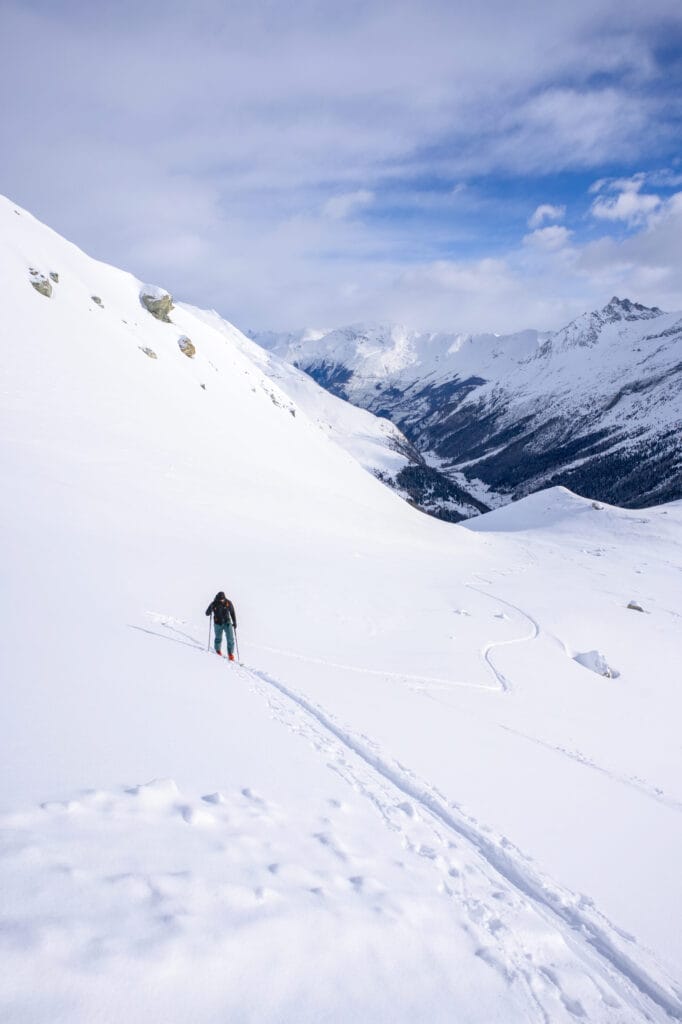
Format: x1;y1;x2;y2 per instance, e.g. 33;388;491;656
253;299;682;514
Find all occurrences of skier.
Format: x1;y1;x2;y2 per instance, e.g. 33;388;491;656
206;591;238;660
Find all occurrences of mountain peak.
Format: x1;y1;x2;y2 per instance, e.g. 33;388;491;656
601;296;663;321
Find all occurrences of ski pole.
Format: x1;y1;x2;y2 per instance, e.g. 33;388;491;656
207;613;212;652
235;625;240;663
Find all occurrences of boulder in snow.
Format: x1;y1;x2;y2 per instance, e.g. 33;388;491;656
140;285;174;323
28;268;52;298
91;295;103;308
178;336;196;358
139;346;158;359
574;650;620;679
627;600;645;613
49;271;59;283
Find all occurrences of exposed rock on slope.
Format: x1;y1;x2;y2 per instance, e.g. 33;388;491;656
29;268;52;297
178;336;196;358
140;285;174;322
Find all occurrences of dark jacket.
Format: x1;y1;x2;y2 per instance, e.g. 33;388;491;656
206;593;237;627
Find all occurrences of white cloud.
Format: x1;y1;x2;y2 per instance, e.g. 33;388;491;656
592;190;661;224
323;190;374;220
1;2;681;333
522;225;573;250
528;204;566;228
590;176;662;225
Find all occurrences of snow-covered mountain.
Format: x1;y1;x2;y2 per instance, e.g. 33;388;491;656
254;303;682;513
2;196;682;1023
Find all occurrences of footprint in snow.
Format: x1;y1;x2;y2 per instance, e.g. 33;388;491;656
179;804;216;826
313;831;348;861
417;844;438;859
202;792;226;805
475;946;516;984
538;965;587;1019
241;787;266;806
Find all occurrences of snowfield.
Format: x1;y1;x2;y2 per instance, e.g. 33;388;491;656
1;195;681;1023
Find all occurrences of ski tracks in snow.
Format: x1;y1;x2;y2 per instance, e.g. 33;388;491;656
500;723;682;814
466;582;541;694
244;664;682;1023
144;612;682;1018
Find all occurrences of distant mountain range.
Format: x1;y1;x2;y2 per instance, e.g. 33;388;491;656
252;298;682;519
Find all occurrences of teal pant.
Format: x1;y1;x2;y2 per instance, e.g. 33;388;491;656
214;621;235;655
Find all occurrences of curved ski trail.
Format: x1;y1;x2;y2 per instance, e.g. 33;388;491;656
466;583;540;693
242;664;682;1023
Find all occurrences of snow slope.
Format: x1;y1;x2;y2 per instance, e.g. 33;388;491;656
189;308;416;487
1;195;682;1023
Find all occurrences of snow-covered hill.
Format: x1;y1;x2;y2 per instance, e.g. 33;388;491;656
2;196;682;1023
255;304;682;513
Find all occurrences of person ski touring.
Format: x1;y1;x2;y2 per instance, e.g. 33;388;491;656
206;591;237;660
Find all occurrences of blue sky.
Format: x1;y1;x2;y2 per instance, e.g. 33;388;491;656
1;0;681;331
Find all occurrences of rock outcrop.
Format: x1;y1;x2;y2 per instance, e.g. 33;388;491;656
29;268;52;298
177;336;196;358
140;285;173;323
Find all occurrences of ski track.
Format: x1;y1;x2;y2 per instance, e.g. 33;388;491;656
155;612;680;814
466;583;541;694
148;612;485;689
212;637;495;692
152;598;538;699
500;724;682;813
242;663;682;1023
150;614;682;1017
129;623;204;651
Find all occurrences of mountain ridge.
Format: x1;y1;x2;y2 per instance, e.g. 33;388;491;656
252;298;682;512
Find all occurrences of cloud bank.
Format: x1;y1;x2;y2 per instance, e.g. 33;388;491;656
0;0;681;331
